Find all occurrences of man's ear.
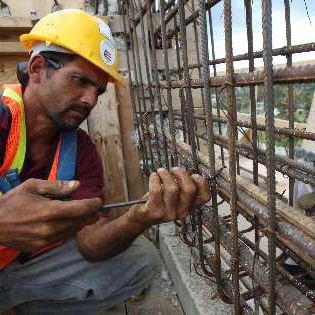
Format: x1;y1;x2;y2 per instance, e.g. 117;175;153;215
27;55;46;83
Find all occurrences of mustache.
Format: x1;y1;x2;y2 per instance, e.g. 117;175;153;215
66;104;90;117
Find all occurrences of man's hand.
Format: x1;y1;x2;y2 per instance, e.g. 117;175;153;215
127;168;210;228
0;179;100;251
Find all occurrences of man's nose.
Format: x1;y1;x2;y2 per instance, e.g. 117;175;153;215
80;87;98;108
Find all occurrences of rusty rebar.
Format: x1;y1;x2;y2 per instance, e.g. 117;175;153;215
198;0;222;294
123;1;315;312
137;0;161;169
175;112;315;141
169;42;315;75
223;0;240;311
122;3;147;178
159;0;178;166
130;0;154;173
262;1;277;310
178;0;199;246
146;0;169;169
207;7;225;165
157;64;315;88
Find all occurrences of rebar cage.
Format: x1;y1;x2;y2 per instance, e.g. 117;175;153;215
121;0;315;313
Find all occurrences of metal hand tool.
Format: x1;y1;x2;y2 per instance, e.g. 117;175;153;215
100;199;147;212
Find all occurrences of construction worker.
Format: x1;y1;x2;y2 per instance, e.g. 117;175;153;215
0;9;210;314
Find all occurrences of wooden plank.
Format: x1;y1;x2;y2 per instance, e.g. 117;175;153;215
0;29;30;42
3;0;84;18
0;15;122;34
0;17;36;28
116;79;144;200
87;83;129;203
0;42;28;55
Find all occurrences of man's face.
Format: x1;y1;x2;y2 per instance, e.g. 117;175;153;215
37;56;108;131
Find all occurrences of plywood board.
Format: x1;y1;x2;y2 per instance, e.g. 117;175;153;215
116;79;144;200
0;42;28;55
87;83;129;203
0;17;35;28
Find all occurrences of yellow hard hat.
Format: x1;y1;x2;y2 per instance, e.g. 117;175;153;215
20;9;121;85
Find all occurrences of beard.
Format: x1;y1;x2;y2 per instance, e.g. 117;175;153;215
51;104;91;131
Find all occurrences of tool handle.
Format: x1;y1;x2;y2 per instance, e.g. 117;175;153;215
100;199;147;211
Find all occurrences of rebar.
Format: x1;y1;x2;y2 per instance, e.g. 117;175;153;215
123;1;315;313
198;0;222;293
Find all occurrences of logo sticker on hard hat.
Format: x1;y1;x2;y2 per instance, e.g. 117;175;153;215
100;39;115;66
99;22;116;46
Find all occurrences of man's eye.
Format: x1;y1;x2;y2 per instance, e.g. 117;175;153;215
73;75;87;86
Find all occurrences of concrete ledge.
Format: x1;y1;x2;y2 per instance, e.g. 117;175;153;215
159;223;232;315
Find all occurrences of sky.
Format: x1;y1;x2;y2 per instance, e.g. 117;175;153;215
208;0;315;71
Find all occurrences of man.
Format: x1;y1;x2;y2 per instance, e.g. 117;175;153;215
0;9;210;314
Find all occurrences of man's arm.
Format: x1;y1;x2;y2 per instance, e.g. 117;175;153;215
76;167;210;261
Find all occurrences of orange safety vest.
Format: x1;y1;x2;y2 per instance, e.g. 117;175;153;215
0;84;77;269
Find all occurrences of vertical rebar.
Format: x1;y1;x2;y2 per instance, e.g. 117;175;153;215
123;3;147;179
130;0;155;174
244;1;260;312
178;0;199;170
262;0;277;313
284;0;294;206
178;0;199;237
146;0;170;169
223;0;240;312
137;0;161;170
198;0;222;290
173;10;190;243
126;0;150;173
208;8;225;165
160;0;178;166
173;14;188;144
190;0;203;151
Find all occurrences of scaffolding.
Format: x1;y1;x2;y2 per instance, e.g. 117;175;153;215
122;0;315;313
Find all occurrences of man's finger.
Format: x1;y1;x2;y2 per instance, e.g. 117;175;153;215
23;179;80;198
45;198;101;222
157;168;179;215
148;172;164;207
170;168;196;218
191;174;211;208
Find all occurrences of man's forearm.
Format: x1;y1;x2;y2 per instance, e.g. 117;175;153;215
76;208;147;262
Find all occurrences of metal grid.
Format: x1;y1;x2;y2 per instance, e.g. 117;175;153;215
122;0;315;313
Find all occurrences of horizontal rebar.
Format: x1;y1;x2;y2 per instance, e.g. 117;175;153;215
174;113;315;141
155;127;315;268
156;64;315;88
169;42;315;75
202;206;315;314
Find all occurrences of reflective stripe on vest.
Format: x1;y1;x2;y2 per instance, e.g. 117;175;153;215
0;84;77;269
0;85;26;176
